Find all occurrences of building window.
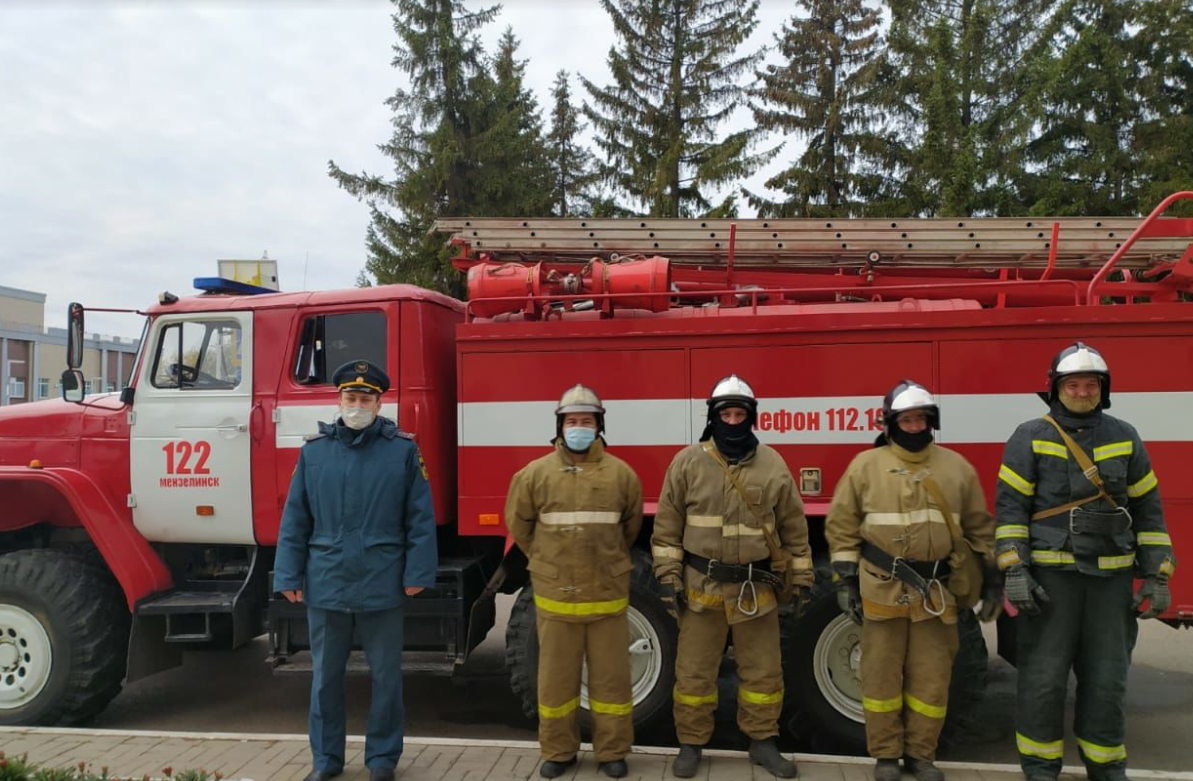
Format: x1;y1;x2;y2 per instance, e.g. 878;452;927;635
293;311;387;386
7;378;25;400
151;319;244;390
90;378;105;395
37;378;50;399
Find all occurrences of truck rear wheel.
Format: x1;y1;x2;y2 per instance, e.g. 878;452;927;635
781;580;987;753
0;549;130;725
505;550;678;735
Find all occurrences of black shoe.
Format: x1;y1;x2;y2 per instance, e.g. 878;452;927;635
303;771;341;781
874;758;901;781
368;768;395;781
672;744;702;778
749;738;798;778
904;756;944;781
600;759;628;778
539;757;577;778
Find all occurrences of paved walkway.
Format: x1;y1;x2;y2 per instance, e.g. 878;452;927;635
2;729;1191;781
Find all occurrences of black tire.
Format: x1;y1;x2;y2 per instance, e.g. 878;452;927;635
0;549;131;725
780;579;988;753
505;549;678;734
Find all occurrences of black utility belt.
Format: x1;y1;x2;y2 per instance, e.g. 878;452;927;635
1036;507;1132;536
861;542;951;581
685;553;783;589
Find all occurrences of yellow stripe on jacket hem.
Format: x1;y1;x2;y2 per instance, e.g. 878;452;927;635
1076;737;1127;764
1017;733;1064;760
673;687;718;707
1030;551;1136;570
863;695;903;713
999;464;1036;496
539;697;580;719
534;594;628;616
589;698;633;716
738;687;783;705
903;692;946;719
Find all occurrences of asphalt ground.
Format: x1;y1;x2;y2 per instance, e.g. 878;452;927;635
85;597;1193;772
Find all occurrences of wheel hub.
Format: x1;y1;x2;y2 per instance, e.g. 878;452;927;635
582;605;664;709
0;605;54;710
812;614;865;722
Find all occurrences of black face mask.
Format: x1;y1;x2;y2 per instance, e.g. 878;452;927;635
712;417;758;462
890;427;933;452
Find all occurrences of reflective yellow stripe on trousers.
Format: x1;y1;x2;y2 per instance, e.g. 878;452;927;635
1017;732;1064;760
863;694;903;714
589;698;633;716
674;687;718;707
903;692;946;719
539;697;580;719
738;687;783;705
534;594;628;617
1077;737;1127;764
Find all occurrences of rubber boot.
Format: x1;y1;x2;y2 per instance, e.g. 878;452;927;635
749;738;798;778
671;745;702;778
600;759;628;778
873;758;901;781
539;757;577;778
1087;766;1130;781
904;756;945;781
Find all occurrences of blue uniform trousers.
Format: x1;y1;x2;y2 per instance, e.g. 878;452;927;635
308;605;406;772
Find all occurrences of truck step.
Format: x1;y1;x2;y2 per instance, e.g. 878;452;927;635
270;650;457;677
137;589;237;615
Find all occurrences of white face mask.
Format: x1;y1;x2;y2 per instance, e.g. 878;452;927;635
340;406;376;431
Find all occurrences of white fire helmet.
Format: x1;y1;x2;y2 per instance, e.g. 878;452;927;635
708;374;757;415
882;379;940;429
555;384;605;435
1048;342;1111;408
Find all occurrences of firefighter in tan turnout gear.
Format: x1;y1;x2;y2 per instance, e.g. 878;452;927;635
827;381;998;781
996;343;1176;781
652;375;814;779
505;384;644;779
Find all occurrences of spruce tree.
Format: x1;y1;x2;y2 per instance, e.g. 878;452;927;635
328;0;499;296
546;71;601;217
582;0;774;217
1024;0;1143;215
1133;0;1193;214
748;0;885;217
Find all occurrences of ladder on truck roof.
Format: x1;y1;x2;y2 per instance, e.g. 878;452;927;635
433;191;1193;316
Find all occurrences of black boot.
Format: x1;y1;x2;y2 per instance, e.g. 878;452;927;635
368;768;395;781
539;757;577;778
302;771;342;781
873;758;901;781
600;759;628;778
749;738;798;778
671;744;702;778
904;756;944;781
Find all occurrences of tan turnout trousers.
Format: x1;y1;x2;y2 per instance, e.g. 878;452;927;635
860;616;959;760
536;613;633;762
673;607;783;745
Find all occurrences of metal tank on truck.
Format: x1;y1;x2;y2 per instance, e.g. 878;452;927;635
0;192;1189;754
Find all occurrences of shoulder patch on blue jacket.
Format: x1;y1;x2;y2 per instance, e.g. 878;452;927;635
303;432;327;442
397;430;415;440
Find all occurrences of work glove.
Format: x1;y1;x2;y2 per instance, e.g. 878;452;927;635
977;567;1004;623
1004;565;1049;616
832;561;862;625
1132;576;1171;619
659;575;687;619
793;585;812;618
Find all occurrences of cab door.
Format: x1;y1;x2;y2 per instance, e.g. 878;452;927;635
129;312;254;544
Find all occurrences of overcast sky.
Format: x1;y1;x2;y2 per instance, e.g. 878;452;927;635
1;0;796;336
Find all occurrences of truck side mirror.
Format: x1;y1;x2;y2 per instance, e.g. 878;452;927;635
61;369;86;403
67;302;85;369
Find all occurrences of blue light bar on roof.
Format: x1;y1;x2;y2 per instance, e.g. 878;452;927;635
193;277;277;295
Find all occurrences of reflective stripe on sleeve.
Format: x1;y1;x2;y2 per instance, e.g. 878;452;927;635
539;697;580;719
863;694;903;713
996;524;1030;540
1127;471;1158;498
589;698;633;716
651;545;685;560
1017;733;1064;760
1161;558;1176;577
1137;531;1171;546
831;550;860;563
1032;440;1069;459
673;687;718;707
998;549;1023;570
999;465;1036;496
1076;737;1127;764
903;692;946;719
539;511;621;525
739;687;783;705
1093;441;1134;461
534;594;628;617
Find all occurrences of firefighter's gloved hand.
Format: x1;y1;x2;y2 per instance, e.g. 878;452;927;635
1132;576;1171;619
832;560;863;625
659;576;687;618
1004;565;1049;615
978;567;1004;622
794;585;812;619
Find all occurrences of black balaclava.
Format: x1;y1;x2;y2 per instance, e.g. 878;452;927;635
890;426;933;452
710;404;759;463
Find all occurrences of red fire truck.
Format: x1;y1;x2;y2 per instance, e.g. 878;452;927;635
0;192;1190;751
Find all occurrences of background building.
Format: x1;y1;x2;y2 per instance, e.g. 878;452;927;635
0;285;140;406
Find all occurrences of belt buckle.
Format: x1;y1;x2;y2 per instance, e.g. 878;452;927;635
1068;507;1082;536
888;555;907;582
706;558;720;578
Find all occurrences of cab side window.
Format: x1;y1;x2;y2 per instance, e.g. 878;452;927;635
151;320;243;390
293;311;387;386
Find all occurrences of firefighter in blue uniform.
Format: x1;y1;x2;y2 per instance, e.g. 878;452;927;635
996;343;1176;781
274;360;439;781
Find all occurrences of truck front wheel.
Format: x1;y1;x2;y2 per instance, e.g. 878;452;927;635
505;550;678;735
0;549;130;725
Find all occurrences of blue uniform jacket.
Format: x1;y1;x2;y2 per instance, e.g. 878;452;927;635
273;416;438;612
